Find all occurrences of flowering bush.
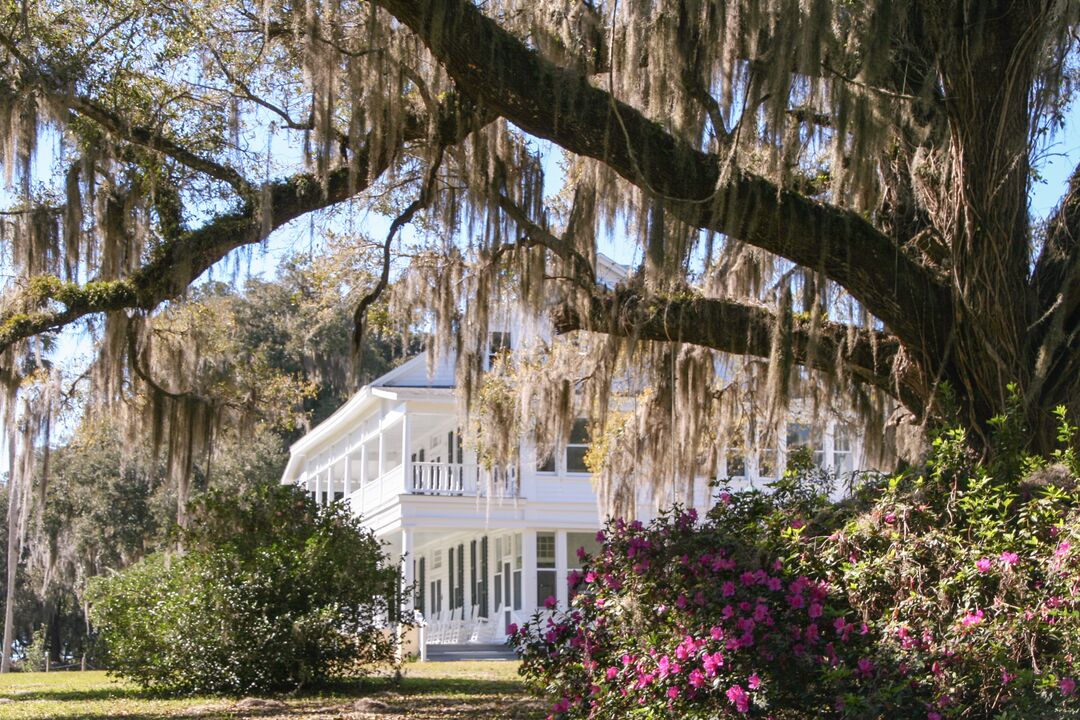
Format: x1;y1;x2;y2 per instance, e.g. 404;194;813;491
513;408;1080;718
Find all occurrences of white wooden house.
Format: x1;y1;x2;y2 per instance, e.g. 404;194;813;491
279;260;868;648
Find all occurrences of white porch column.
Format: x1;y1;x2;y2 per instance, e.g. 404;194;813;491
314;468;323;506
343;454;353;508
359;443;368;510
378;429;385;479
401;529;415;611
522;530;538;614
555;530;568;608
402;412;413;491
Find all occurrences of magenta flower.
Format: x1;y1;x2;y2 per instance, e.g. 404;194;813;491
961;608;984;627
747;673;761;690
1061;677;1077;696
544;595;558;609
1057;541;1071;557
726;684;750;713
666;686;680;699
688;669;705;689
884;512;897;524
999;551;1019;567
856;658;875;678
722;581;736;597
975;557;992;573
928;713;941;720
606;667;619;681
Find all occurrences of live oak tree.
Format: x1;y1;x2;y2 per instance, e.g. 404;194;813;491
1;0;1079;652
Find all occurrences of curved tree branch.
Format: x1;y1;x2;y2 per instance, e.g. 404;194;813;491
553;287;926;415
371;0;953;360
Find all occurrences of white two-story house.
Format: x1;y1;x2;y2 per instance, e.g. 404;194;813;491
279;261;868;649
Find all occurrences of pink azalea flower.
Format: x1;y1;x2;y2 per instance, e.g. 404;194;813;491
688;669;705;689
667;686;680;699
747;673;761;689
544;595;558;609
1061;677;1077;696
928;713;941;720
606;667;619;681
884;512;897;524
1057;541;1071;557
999;551;1019;567
975;557;992;573
961;608;984;627
726;684;750;713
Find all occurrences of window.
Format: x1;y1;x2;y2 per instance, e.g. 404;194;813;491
470;540;478;609
566;419;590;473
725;448;746;479
566;532;601;601
448;546;455;611
537;532;556;606
431;579;443;615
461;548;468;608
479;536;489;618
433;549;442;570
488;331;511;368
786;423;824;467
536;448;555;473
757;448;778;479
418;558;426;615
512;533;523;610
833;427;853;474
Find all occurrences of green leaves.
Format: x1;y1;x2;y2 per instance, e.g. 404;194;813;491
87;486;402;695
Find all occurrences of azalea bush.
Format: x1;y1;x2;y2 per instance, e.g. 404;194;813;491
513;406;1080;718
88;485;402;694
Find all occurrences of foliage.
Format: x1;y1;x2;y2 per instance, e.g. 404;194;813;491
86;485;403;695
513;409;1080;718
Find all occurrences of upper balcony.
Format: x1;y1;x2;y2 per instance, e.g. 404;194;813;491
291;388;522;518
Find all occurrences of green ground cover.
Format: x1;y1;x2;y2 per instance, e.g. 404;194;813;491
0;662;542;720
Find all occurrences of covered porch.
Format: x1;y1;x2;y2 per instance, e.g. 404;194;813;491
295;390;520;515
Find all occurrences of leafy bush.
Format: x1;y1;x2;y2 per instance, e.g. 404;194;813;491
88;485;402;694
513;409;1080;718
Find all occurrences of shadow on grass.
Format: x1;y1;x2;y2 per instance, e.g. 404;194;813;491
0;673;545;719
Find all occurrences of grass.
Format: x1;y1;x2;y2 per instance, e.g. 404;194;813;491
0;661;544;719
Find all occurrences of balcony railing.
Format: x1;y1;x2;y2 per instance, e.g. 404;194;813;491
409;461;519;497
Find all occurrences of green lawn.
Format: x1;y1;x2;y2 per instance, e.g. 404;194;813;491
0;662;544;719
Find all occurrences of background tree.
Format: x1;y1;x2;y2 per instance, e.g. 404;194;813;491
0;245;405;668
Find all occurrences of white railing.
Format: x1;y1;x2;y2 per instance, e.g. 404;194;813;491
409;462;519;497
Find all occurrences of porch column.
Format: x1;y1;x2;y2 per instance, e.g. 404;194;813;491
401;529;415;612
402;412;413;492
555;530;568;608
522;530;538;614
314;468;323;507
343;454;353;508
359;443;368;509
378;429;385;479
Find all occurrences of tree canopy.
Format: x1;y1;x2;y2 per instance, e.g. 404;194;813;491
1;1;1078;505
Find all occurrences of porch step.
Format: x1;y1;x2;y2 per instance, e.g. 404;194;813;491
424;643;517;661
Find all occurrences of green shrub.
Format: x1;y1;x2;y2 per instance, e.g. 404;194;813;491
514;407;1080;718
88;485;402;694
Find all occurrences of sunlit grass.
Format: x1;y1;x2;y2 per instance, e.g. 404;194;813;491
0;661;541;719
